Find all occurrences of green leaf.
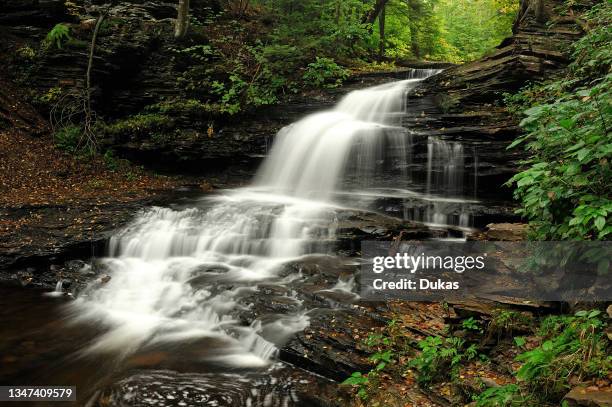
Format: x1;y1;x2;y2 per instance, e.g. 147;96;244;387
524;105;545;116
507;137;526;149
559;118;575;129
594;216;606;231
517;176;534;187
576;148;591;162
514;337;526;347
588;310;602;318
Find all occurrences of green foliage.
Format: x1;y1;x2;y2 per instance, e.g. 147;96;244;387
210;76;248;115
103;114;174;139
103;150;120;171
369;349;394;371
32;87;64;109
15;45;36;61
473;309;609;405
488;309;533;338
341;372;370;400
410;335;478;384
264;0;372;59
44;23;72;49
462;316;483;332
302;57;349;88
166;0;517;115
175;41;299;114
147;99;220;118
53;125;81;153
513;336;526;348
342;318;412;401
474;384;527;406
506;2;612;240
433;0;518;62
515;310;609;401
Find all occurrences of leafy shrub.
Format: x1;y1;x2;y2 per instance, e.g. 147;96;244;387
462;316;482;332
505;2;611;240
342;371;370;400
44;23;72;49
170;44;215;63
260;44;304;76
303;57;349;88
474;384;528;406
342;319;412;401
515;310;609;401
103;114;173;139
147;99;219;118
31;87;64;109
487;309;533;339
410;336;478;384
54;125;81;153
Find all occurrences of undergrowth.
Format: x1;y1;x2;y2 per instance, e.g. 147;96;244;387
504;1;611;241
342;309;609;406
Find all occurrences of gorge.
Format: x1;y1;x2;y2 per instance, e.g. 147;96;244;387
1;1;607;406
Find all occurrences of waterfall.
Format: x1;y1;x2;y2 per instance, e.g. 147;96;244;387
44;279;64;297
255;77;428;200
69;69;446;366
426;136;464;196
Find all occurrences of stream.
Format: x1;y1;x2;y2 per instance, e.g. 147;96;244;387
0;69;511;406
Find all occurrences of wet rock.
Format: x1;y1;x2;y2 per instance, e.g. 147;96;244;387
480;377;501;388
403;0;586;200
65;259;87;272
96;365;340;407
280;307;381;381
334;210;434;255
564;386;612;407
0;0;69;25
468;223;529;241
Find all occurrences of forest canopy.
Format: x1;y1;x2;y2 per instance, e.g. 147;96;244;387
219;0;519;64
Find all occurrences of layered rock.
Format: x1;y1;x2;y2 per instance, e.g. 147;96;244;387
403;0;589;199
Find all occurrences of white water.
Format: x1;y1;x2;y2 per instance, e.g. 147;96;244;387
70;69;458;367
44;280;64;297
255;78;424;200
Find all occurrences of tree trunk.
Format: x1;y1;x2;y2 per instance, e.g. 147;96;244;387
175;0;190;39
378;4;385;60
534;0;546;23
410;27;420;59
362;0;390;25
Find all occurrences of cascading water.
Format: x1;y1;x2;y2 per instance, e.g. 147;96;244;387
254;78;422;199
70;69;465;376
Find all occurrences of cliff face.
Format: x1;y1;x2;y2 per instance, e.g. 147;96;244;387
401;0;590;199
0;0;350;169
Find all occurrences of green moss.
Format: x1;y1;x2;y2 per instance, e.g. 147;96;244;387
14;45;37;61
146;99;221;118
103;113;174;139
39;87;63;106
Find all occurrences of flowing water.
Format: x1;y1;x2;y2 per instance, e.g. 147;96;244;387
2;69;487;405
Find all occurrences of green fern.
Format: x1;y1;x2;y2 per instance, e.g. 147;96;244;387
45;23;72;49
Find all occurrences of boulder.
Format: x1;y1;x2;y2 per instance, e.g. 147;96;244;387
564;387;612;407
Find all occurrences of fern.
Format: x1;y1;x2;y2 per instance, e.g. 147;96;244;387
45;23;71;49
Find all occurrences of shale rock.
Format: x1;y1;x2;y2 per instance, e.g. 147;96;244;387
564;387;612;407
403;0;589;199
